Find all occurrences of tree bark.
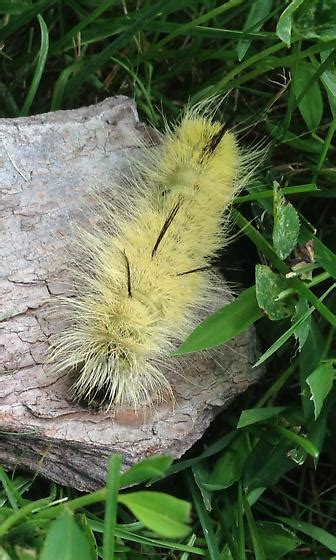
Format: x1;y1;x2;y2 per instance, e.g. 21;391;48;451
0;96;263;491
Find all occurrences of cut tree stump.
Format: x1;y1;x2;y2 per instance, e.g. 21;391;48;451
0;96;263;491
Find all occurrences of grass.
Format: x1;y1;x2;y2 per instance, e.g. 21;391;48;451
1;0;336;558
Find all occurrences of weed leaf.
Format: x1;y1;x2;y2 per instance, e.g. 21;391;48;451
306;362;334;419
40;510;93;560
256;265;294;320
293;62;323;130
118;492;191;538
273;184;300;260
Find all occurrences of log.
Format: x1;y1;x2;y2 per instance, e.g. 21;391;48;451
0;96;263;491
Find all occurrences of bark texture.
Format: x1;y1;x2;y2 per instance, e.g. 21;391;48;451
0;97;263;491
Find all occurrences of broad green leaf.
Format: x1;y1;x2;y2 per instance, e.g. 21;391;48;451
118;492;191;538
40;510;93;560
292;297;311;350
192;463;212;511
276;0;305;46
306;363;334;419
255;265;294;320
244;438;294;491
256;522;301;559
248;487;266;505
77;515;97;560
175;286;262;355
293;62;323;130
308;391;335;466
294;0;336;40
321;69;336;115
278;517;336;552
300;317;326;420
315;238;336;279
207;434;249;490
237;0;272;60
237;407;287;428
321;69;336;96
273;184;300;260
120;456;172;488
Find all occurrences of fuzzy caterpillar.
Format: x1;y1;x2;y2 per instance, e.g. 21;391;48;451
49;107;241;409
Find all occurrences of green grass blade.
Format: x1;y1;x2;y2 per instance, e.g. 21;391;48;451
175;286;262;355
187;472;220;560
242;491;266;560
103;454;121;560
50;63;77;111
65;0;194;98
277;517;336;552
271;425;319;459
235;183;318;204
20;14;49;116
0;468;22;511
150;0;245;52
50;0;120;55
237;407;287;428
115;527;206;555
237;483;246;560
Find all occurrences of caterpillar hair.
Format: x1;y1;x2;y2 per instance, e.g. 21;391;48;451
49;102;249;410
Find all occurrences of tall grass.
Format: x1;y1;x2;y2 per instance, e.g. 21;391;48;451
1;1;336;558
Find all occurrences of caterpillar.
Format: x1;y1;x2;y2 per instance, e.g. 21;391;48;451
49;104;243;410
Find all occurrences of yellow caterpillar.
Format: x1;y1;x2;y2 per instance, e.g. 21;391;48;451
49;106;241;409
